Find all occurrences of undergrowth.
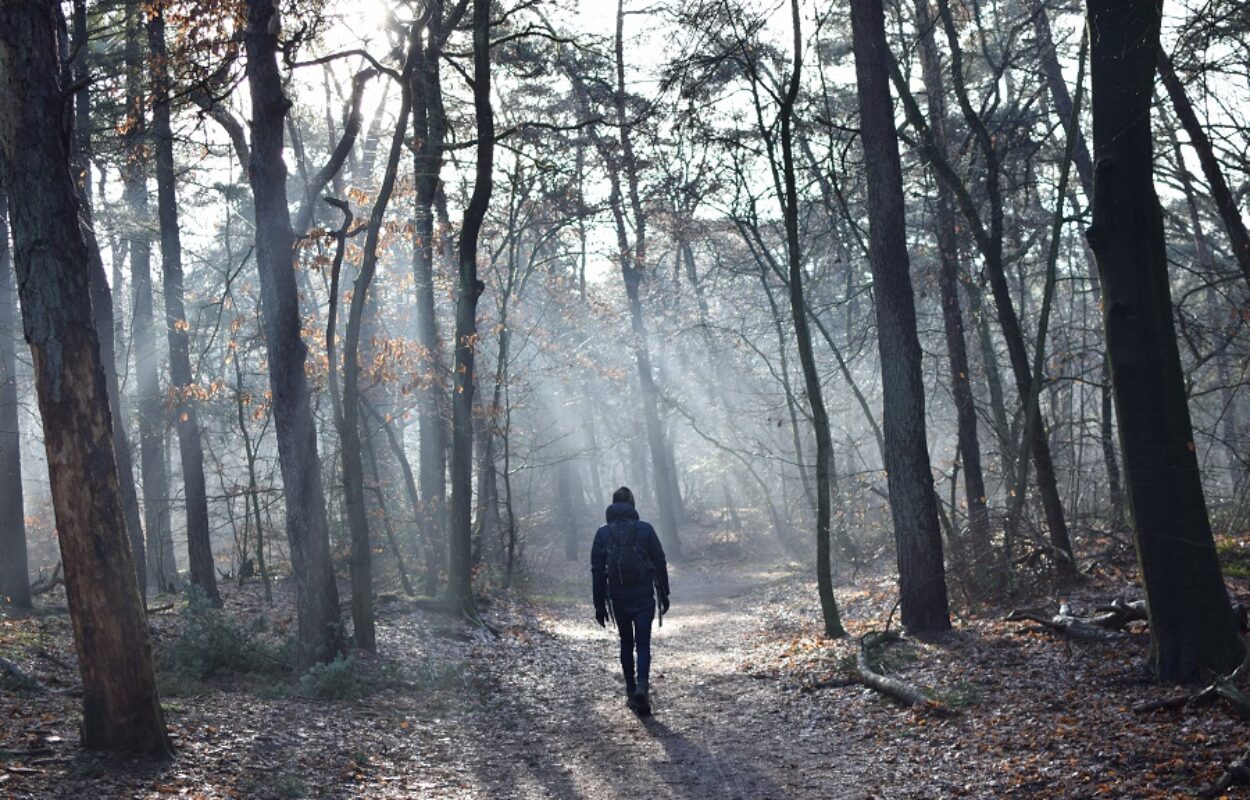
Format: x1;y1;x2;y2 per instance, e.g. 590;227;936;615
157;587;288;694
157;588;473;701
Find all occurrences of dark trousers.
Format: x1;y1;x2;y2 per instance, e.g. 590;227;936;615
614;595;655;691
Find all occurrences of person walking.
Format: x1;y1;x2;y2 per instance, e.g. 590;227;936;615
591;486;670;715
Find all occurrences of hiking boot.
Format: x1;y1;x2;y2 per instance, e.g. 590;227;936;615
625;683;638;710
633;683;651;716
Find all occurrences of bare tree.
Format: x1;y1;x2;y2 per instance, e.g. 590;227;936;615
243;0;342;668
447;0;495;617
149;0;220;605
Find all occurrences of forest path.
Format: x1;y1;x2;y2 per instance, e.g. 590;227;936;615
457;559;868;799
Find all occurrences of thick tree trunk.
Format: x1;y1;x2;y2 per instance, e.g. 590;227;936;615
243;0;342;669
851;0;951;632
1086;0;1244;681
0;192;29;609
149;6;219;606
0;0;171;754
1157;51;1250;291
447;0;494;617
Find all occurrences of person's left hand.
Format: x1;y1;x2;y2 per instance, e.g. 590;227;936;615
659;594;670;615
595;606;608;627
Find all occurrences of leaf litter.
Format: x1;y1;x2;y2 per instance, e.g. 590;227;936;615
1;530;1248;798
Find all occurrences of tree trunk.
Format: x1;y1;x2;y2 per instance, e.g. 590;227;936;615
0;192;29;609
1031;0;1126;525
851;0;951;632
339;26;419;650
243;0;342;669
122;0;172;596
66;0;149;599
776;0;845;638
149;6;220;605
1085;0;1244;681
447;0;494;618
411;6;454;576
0;0;171;753
912;0;994;584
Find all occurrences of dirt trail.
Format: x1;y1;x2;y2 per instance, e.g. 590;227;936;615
456;561;868;799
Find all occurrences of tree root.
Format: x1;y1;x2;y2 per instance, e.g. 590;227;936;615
853;631;954;716
1201;745;1250;798
1134;656;1250;715
29;563;63;597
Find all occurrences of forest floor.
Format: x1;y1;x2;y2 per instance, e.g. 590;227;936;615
3;518;1250;799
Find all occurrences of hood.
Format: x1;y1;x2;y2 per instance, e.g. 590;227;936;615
605;502;639;523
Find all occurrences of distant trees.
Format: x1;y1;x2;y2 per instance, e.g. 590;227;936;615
0;0;170;754
561;0;686;560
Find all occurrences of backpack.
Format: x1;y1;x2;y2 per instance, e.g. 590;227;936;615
606;521;652;588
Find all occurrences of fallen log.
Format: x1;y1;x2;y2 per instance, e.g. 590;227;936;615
1213;675;1250;720
1005;608;1129;642
1089;598;1147;630
853;631;954;716
0;656;46;693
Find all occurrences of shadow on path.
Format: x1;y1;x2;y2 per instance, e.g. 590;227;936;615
638;715;791;800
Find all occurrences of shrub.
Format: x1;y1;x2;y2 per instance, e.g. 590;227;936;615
298;655;365;700
158;587;286;690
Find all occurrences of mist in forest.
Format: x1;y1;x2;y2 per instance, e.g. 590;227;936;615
1;0;1249;795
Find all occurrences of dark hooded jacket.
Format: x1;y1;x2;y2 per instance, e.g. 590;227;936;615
591;502;670;607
